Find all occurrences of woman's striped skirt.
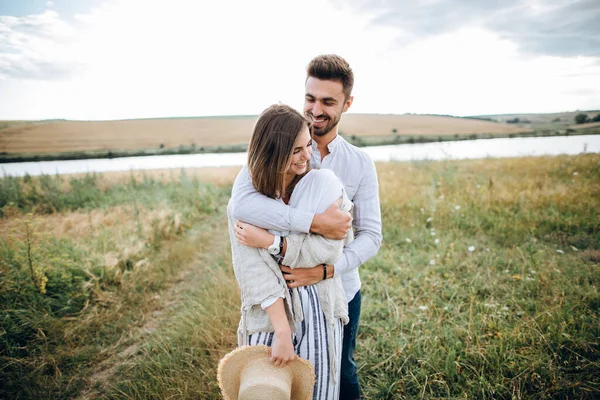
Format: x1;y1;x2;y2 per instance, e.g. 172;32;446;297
246;284;343;400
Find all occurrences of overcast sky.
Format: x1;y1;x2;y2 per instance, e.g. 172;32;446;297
1;0;599;120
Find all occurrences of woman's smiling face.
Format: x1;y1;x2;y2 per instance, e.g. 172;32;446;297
286;125;312;178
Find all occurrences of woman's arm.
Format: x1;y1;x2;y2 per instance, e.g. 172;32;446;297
264;298;296;367
234;217;346;270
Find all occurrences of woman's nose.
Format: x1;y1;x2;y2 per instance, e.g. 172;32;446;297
304;147;312;159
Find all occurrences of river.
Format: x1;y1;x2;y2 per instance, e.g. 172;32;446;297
2;135;598;177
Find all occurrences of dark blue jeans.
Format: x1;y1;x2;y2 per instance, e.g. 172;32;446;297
340;290;362;400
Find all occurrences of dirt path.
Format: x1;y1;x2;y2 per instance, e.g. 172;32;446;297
75;213;230;399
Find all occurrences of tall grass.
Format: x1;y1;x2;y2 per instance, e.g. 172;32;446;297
0;171;230;399
1;155;599;399
361;154;599;398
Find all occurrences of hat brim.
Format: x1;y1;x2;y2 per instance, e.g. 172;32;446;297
217;345;315;400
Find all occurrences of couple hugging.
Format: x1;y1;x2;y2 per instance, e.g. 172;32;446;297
218;54;382;400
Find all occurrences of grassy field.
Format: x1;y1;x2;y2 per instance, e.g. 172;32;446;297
1;155;599;399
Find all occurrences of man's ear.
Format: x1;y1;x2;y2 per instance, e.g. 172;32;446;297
342;95;354;113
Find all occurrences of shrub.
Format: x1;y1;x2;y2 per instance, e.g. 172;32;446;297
574;113;589;124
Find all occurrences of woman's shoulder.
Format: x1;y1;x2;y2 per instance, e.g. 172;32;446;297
299;169;343;193
305;168;339;183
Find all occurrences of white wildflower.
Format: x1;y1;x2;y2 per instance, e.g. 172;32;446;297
468;245;475;252
405;238;412;243
426;217;433;223
429;259;436;265
430;231;436;236
418;305;429;311
434;238;440;245
573;171;578;176
556;249;564;254
455;205;461;210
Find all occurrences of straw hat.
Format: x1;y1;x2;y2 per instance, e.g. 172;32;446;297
217;345;315;400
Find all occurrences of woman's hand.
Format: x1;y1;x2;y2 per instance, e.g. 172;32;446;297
270;331;296;367
234;221;273;249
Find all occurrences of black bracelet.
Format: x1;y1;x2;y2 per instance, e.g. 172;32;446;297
322;263;327;280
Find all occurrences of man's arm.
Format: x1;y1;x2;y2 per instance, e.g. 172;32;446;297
230;166;312;232
231;166;350;238
272;157;382;289
333;157;382;277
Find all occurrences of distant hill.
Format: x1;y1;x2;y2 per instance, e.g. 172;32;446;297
467;110;600;128
0;113;531;155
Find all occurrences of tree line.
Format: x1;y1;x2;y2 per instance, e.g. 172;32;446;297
575;112;600;124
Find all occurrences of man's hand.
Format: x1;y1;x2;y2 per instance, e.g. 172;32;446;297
234;220;273;249
280;264;333;288
310;198;351;240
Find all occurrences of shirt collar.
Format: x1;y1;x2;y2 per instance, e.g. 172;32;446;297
312;134;343;152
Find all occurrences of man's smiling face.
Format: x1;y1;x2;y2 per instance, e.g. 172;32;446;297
304;77;353;137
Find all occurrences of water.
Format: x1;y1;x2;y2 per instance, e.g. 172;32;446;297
2;135;598;177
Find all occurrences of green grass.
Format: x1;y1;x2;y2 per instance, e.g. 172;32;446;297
363;155;599;398
1;154;599;399
0;171;231;399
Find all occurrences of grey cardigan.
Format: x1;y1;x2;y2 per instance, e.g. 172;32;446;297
226;180;353;348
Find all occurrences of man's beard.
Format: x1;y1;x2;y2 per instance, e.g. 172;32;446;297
310;113;341;137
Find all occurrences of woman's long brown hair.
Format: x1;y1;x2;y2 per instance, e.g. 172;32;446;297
247;104;311;199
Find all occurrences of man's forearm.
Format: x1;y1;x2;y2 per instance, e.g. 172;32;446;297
230;167;313;232
333;230;382;277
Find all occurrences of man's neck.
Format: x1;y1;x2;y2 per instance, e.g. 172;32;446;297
313;130;338;160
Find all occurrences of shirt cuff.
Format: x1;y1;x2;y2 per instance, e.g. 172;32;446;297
261;295;284;310
333;258;349;278
290;208;314;234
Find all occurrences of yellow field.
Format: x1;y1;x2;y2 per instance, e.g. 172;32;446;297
0;114;530;154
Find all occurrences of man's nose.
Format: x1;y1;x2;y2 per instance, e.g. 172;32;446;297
311;102;322;117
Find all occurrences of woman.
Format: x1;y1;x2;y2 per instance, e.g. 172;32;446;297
226;104;352;399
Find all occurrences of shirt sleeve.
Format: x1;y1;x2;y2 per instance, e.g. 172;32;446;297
227;206;287;308
229;166;313;233
333;157;383;276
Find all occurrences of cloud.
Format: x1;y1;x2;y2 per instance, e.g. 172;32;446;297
0;10;84;80
337;0;600;57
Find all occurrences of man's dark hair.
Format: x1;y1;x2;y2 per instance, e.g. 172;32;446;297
306;54;354;100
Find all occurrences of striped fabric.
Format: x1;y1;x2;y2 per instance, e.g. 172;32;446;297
247;285;343;400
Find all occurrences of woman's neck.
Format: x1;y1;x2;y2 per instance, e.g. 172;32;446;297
284;174;294;191
282;174;295;204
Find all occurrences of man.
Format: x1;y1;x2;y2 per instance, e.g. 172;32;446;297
230;54;382;399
